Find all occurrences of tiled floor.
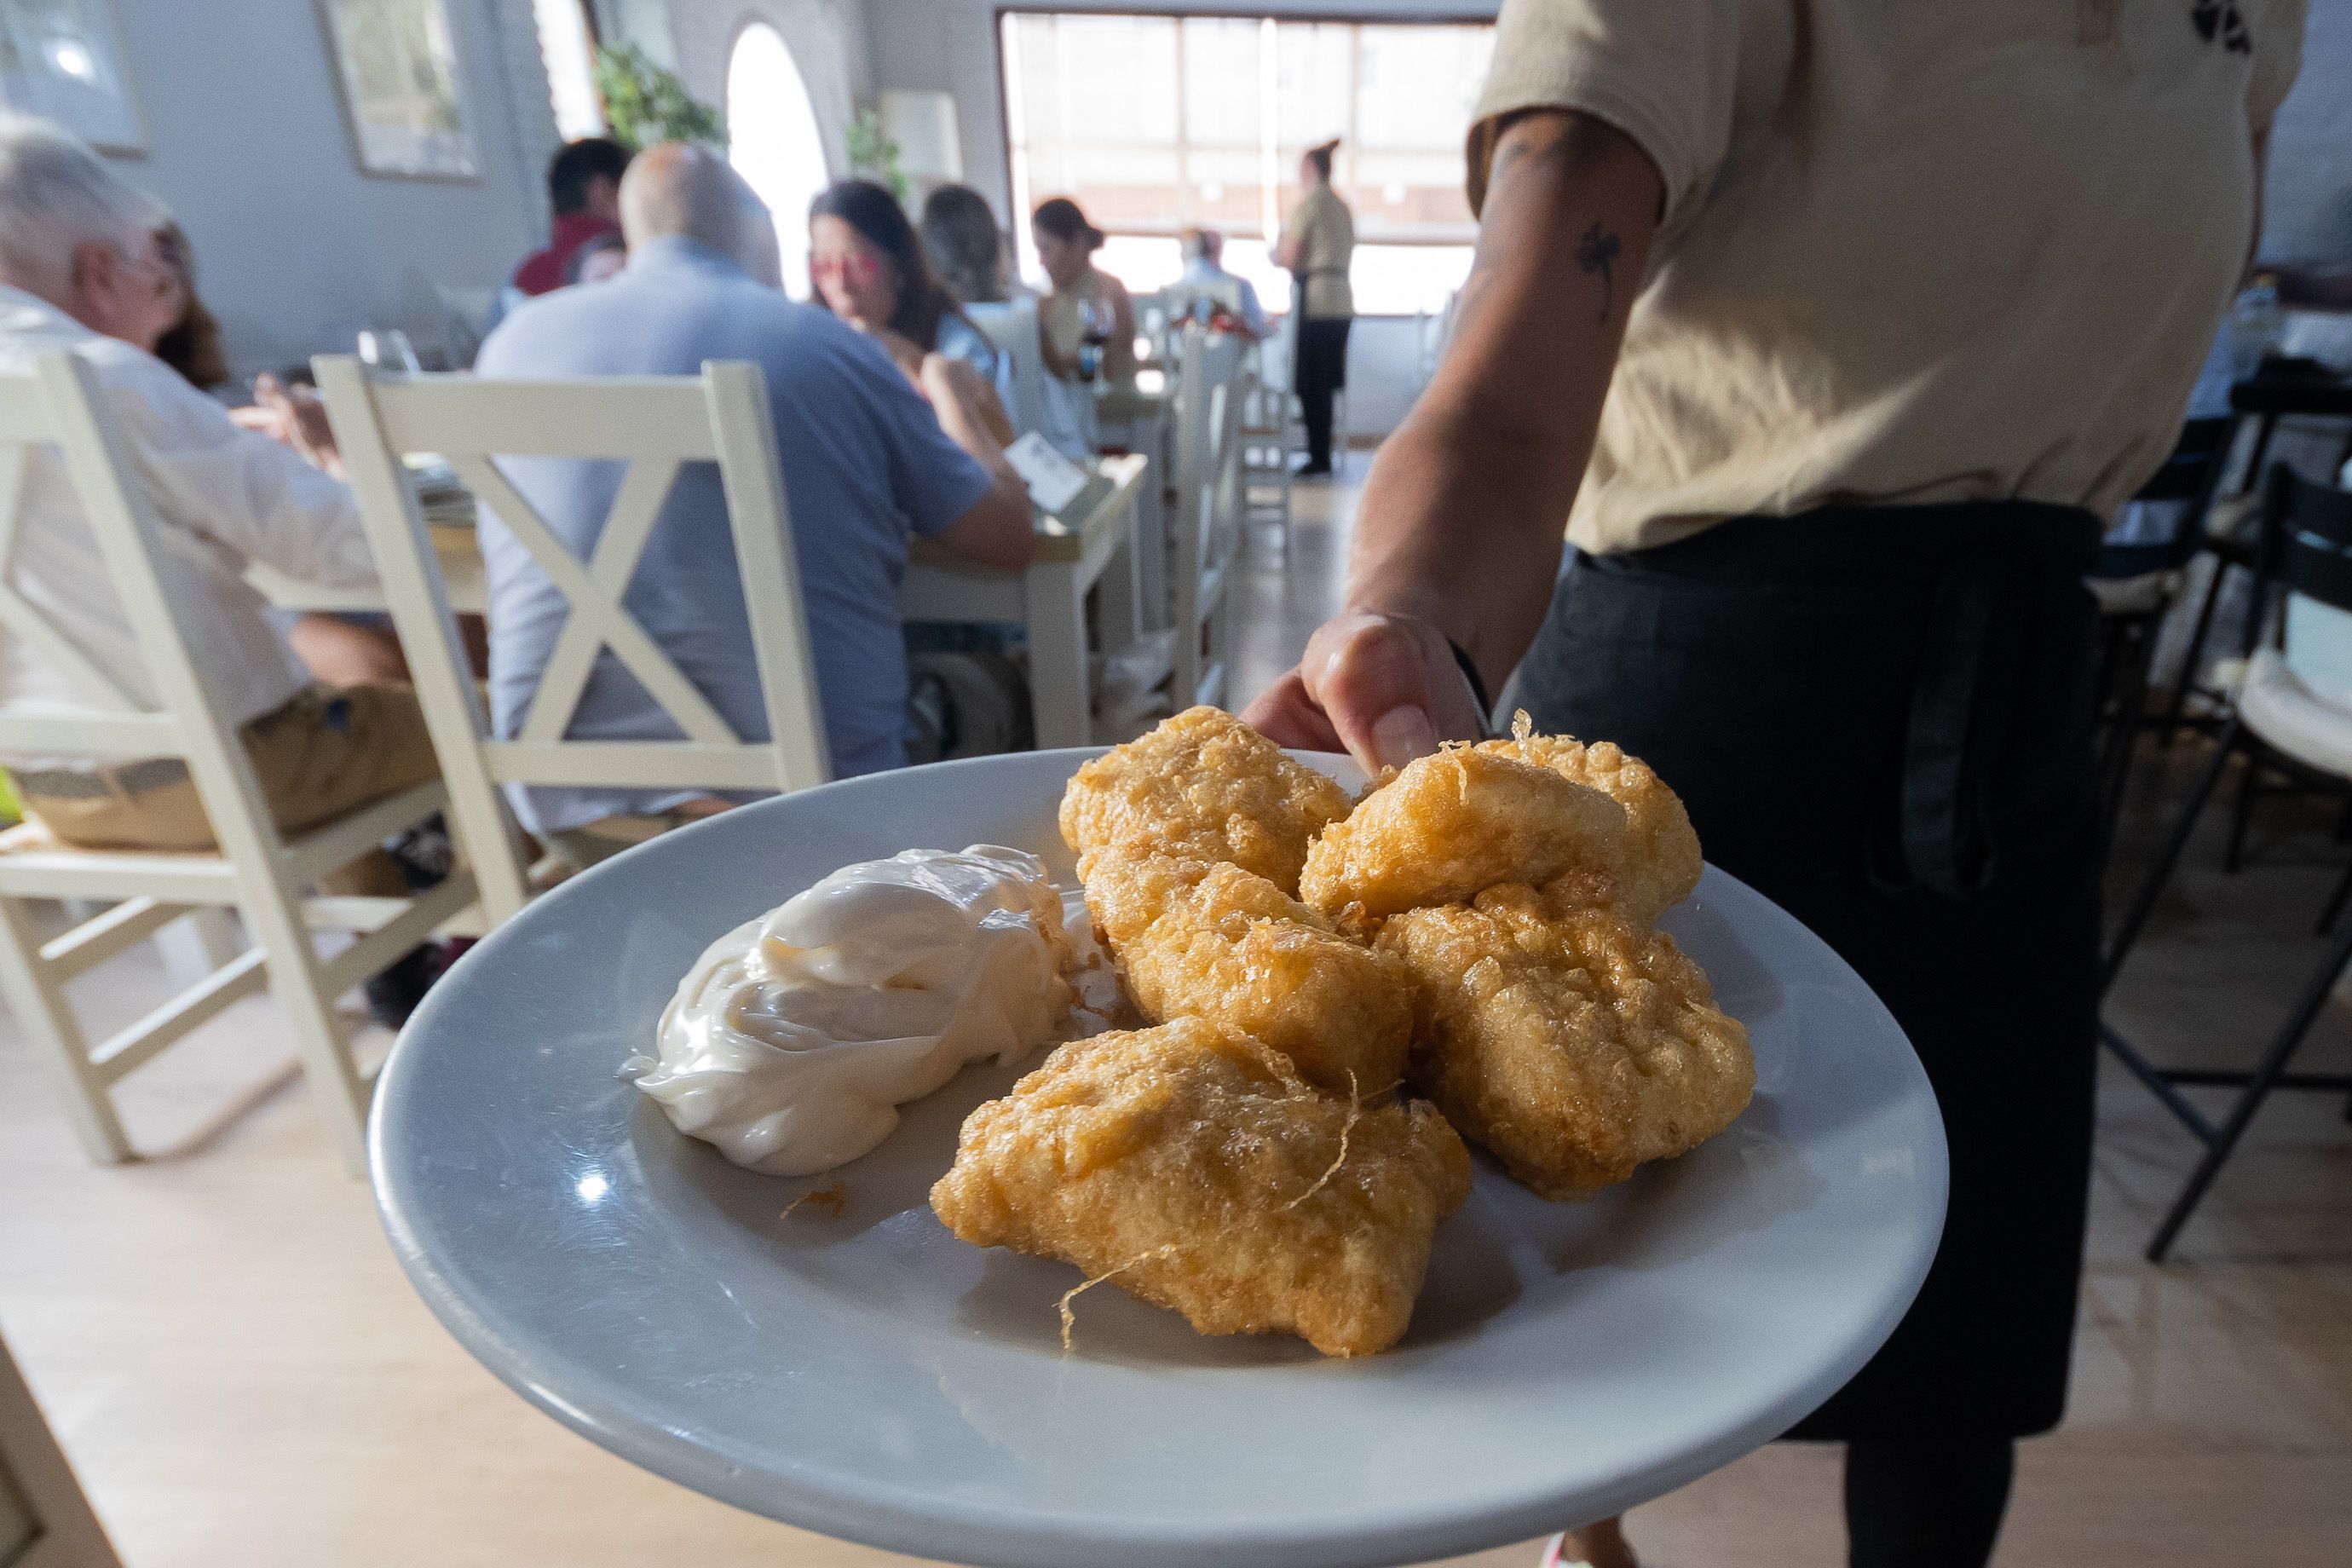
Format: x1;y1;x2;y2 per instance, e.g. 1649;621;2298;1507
2;473;2348;1565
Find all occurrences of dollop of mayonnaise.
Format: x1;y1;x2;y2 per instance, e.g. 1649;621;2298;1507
626;845;1112;1176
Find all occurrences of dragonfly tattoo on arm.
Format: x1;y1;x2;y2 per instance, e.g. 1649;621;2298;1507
1577;221;1623;322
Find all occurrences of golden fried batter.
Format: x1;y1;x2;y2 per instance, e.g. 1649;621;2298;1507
930;1017;1472;1357
1378;886;1754;1199
1479;732;1703;925
1059;706;1352;894
1080;849;1412;1094
1299;746;1627;924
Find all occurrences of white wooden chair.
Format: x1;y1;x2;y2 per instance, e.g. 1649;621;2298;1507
968;297;1095;458
313;356;828;929
0;353;476;1175
1170;325;1248;710
1239;344;1294;539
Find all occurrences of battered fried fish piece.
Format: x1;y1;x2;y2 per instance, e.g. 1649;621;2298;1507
1479;732;1703;925
1080;849;1412;1094
1378;886;1754;1199
1299;746;1628;925
930;1017;1472;1357
1059;706;1352;893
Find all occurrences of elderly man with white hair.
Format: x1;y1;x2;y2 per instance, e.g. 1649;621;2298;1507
0;117;438;897
472;143;1035;869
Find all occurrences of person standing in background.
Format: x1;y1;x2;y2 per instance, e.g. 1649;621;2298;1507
1273;138;1354;476
1245;1;2304;1564
922;184;1013;306
512;137;633;297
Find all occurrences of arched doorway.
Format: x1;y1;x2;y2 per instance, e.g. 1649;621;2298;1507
726;22;830;299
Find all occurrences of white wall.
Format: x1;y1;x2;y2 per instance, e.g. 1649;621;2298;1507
662;0;873;180
101;0;557;381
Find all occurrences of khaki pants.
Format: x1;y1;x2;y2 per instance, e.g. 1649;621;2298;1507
543;800;733;873
14;684;441;895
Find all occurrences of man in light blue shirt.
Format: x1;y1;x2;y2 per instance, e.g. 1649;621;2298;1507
472;145;1033;862
1179;228;1269;339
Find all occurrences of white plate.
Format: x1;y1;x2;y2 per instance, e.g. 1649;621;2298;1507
372;749;1945;1568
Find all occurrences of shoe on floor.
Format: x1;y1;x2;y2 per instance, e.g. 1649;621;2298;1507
363;941;448;1029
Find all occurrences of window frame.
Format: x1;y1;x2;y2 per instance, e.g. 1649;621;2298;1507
992;5;1492;269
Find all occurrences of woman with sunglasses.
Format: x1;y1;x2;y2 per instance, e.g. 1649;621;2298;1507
810;180;1015;447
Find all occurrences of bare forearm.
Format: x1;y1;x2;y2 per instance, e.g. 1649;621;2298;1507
1346;110;1662;687
925;357;1023;491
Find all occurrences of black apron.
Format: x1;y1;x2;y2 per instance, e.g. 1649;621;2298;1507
1515;500;2104;1440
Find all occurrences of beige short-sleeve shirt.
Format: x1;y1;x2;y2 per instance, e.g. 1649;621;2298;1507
1470;0;2308;554
1283;184;1357;320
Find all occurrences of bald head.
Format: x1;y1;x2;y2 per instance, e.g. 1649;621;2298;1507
619;142;780;285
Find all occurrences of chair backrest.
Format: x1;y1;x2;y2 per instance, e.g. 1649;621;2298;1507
314;355;827;923
1170;324;1248;706
2263;463;2352;617
969;297;1094;458
2134;415;2233;506
0;355;292;859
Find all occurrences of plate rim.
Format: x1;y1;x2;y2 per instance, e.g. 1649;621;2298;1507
370;747;1948;1568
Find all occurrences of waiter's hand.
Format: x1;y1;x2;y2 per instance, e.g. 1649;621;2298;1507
1243;609;1486;772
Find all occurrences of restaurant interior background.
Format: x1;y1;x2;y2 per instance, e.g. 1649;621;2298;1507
0;0;2348;1565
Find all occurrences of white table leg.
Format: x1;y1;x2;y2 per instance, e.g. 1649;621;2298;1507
1133;428;1169;632
1025;561;1090;749
1097;512;1143;663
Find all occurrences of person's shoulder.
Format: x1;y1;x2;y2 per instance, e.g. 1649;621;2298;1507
510;245;562;295
769;303;908;385
476;281;614;370
72;331;212;408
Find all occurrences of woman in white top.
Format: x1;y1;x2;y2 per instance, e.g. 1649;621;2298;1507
1031;198;1137;389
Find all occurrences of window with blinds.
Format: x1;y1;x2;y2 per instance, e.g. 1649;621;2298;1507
1000;11;1494;316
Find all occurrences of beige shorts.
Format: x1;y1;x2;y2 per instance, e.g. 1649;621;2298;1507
542;800;734;873
13;684;441;892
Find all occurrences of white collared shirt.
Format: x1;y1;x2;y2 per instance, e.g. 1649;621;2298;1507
0;286;377;764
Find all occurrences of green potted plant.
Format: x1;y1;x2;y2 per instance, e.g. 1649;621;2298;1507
593;44;726;149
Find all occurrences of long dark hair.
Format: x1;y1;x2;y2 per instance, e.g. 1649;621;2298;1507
807;179;964;350
151;222;228;391
920;183;1007;304
1031;197;1104;251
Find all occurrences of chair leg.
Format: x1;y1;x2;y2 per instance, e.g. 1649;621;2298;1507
2223;748;2263;873
2103;718;2242;996
2159;559;2232;749
239;892;371;1176
0;895;131;1162
2098;614;2157;837
2317;852;2352;937
2146;902;2352;1261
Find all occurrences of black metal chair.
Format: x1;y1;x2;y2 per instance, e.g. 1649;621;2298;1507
2101;462;2352;1260
2159;362;2352;747
2091;416;2234;834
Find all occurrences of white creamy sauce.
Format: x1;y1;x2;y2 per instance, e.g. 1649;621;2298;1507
626;845;1119;1176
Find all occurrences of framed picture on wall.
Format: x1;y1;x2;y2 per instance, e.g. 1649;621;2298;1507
0;0;146;154
316;0;478;180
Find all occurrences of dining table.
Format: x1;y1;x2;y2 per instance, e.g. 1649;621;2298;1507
249;453;1153;753
902;452;1150;747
